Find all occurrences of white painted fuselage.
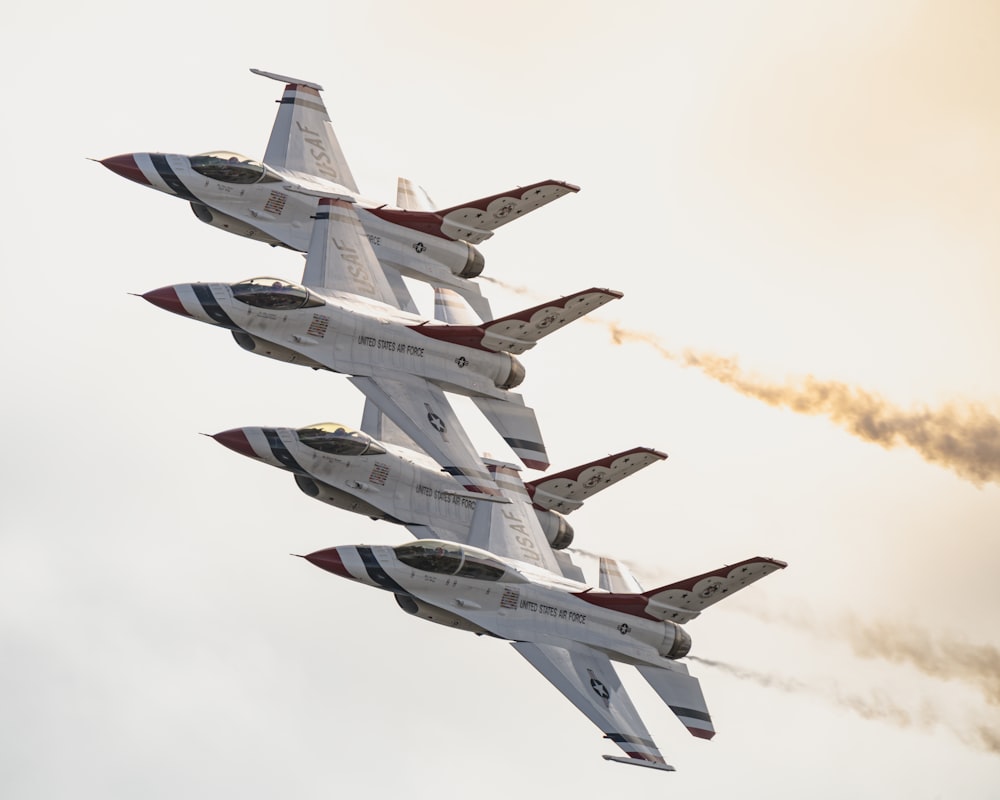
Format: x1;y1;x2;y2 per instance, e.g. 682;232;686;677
151;280;524;399
312;541;692;669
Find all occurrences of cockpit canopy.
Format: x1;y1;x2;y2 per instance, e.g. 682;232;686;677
295;423;386;457
231;277;325;310
394;540;507;582
190;151;281;184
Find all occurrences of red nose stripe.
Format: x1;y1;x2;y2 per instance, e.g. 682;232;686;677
304;548;354;580
101;154;151;186
211;429;258;459
142;286;191;317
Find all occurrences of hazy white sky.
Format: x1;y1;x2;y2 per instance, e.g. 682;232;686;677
2;1;999;797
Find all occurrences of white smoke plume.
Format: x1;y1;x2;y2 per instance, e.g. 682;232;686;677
688;655;1000;755
483;277;1000;486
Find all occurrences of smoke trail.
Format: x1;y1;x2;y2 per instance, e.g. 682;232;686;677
689;655;1000;755
839;616;1000;706
483;276;1000;486
742;608;1000;707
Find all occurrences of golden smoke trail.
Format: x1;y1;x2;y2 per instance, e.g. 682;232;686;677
482;277;1000;486
688;656;1000;755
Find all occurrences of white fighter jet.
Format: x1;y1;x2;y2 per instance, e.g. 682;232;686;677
144;194;622;489
102;68;579;319
210;416;667;550
300;458;787;771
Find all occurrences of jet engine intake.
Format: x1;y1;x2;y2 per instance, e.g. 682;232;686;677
294;475;401;522
231;331;329;370
395;594;489;634
189;202;283;246
657;622;692;660
534;509;574;549
498;354;526;390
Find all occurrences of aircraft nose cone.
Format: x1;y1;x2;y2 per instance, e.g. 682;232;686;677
101;154;151;186
142;285;190;317
303;547;354;580
211;428;259;459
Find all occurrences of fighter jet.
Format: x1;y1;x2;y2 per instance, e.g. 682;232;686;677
101;68;579;319
301;458;787;770
210;415;667;549
143;194;622;490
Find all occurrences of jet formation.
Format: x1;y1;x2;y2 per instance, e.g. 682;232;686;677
102;68;786;772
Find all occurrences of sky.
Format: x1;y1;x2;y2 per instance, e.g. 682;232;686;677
3;1;999;796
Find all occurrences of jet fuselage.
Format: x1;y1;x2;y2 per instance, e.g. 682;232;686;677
103;151;486;286
213;425;573;547
144;279;525;399
308;541;692;669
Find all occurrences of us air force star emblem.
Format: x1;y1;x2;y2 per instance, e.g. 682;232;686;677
455;356;468;368
427;412;446;433
413;242;426;253
590;677;610;701
618;623;631;635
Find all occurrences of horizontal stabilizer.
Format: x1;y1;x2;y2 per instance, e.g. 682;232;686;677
574;556;787;624
527;446;667;514
636;663;714;740
436;180;580;244
368;180;578;244
471;396;548;470
410;287;622;355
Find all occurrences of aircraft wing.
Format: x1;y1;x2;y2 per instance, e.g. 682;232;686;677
302;197;409;309
252;68;360;193
526;447;667;514
511;641;674;771
349;375;503;498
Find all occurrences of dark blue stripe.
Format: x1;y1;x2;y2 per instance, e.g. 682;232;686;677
150;154;198;202
357;546;407;594
192;284;240;330
605;732;657;748
502;437;544;453
669;705;713;723
262;428;306;474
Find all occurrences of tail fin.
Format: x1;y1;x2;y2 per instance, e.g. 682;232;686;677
526;446;667;514
599;556;644;593
435;179;579;243
396;177;437;211
575;556;787;624
410;287;622;355
433;287;482;325
251;68;359;193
